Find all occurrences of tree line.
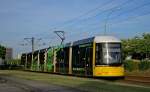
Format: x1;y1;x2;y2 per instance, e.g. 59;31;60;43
0;44;6;60
122;33;150;60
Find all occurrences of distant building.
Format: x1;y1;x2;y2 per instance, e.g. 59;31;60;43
5;48;13;61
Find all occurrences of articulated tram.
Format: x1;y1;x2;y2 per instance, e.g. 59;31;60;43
21;36;124;77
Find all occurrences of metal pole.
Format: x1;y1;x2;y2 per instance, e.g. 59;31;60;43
24;37;35;70
104;8;120;35
32;37;34;54
25;53;27;70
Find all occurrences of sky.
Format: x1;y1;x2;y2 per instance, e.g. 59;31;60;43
0;0;150;58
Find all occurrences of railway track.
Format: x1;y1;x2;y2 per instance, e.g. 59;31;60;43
124;75;150;85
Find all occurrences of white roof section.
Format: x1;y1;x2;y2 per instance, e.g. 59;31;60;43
94;36;121;43
72;35;121;46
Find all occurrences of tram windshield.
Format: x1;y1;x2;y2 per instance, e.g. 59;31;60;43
95;43;122;65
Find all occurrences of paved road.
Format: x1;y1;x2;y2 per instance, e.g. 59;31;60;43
0;78;27;92
0;76;83;92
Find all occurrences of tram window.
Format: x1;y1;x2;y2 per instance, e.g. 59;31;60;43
72;46;79;68
95;43;103;65
96;43;122;65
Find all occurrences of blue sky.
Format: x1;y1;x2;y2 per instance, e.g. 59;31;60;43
0;0;150;58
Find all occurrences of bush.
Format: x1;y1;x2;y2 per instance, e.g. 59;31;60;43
7;59;21;65
124;60;135;72
124;59;150;72
138;60;150;71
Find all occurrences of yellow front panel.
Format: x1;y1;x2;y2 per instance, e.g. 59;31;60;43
93;66;124;77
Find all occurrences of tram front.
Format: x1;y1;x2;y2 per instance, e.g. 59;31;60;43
93;36;124;77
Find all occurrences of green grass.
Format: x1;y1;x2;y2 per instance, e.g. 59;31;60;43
0;70;150;92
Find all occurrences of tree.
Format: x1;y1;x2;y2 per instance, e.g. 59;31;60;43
122;33;150;60
0;45;6;59
142;33;150;59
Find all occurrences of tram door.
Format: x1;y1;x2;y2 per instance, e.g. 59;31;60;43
85;47;93;76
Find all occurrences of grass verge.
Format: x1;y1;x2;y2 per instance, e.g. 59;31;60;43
0;70;150;92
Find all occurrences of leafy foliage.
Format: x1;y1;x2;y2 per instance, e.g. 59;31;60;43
124;60;135;72
122;33;150;60
138;60;150;71
7;59;21;65
124;60;150;72
0;45;6;59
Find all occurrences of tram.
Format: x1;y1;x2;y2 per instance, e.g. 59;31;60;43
21;36;124;77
